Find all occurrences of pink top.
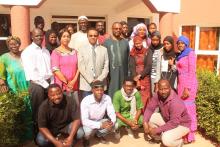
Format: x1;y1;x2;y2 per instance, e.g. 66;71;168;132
51;49;78;91
177;51;198;101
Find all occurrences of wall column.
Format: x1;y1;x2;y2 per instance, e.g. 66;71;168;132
159;12;173;39
11;6;30;50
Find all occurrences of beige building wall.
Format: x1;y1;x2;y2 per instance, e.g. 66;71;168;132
28;0;158;34
173;0;220;36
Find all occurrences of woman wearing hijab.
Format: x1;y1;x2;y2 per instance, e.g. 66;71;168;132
129;36;152;110
149;31;163;94
161;36;177;90
129;23;151;50
176;35;198;143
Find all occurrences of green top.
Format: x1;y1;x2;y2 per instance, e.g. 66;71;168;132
0;53;29;93
113;90;143;119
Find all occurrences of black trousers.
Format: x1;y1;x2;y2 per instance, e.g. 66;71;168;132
29;82;48;136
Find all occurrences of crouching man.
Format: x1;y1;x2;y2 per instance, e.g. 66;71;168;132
143;79;191;147
80;81;116;147
36;84;84;147
113;77;143;139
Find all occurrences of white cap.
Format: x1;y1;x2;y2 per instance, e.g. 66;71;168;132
78;16;88;21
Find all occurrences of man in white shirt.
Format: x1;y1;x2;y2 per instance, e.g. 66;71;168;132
69;16;89;51
80;81;116;147
21;28;52;135
78;28;109;98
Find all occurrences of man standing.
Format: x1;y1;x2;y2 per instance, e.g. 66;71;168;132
120;21;129;40
113;77;143;139
95;21;110;45
21;28;52;135
33;16;46;47
69;16;89;50
104;22;129;98
36;84;84;147
81;81;116;147
78;28;109;98
143;79;191;147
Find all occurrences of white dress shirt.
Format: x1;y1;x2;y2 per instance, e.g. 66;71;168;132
80;94;116;129
68;31;88;51
21;42;52;88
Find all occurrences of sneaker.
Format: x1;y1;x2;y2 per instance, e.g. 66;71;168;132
125;127;134;138
114;129;121;139
82;139;90;147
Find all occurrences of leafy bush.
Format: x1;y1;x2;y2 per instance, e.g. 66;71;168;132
196;69;220;143
0;92;28;146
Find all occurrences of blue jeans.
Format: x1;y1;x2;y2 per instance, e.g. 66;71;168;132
83;119;114;139
36;123;84;147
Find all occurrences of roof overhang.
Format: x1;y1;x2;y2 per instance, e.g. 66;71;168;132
0;0;42;6
143;0;181;13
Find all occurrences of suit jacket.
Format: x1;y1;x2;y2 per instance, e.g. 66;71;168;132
78;42;109;91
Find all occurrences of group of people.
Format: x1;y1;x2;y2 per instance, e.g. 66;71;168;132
0;15;198;147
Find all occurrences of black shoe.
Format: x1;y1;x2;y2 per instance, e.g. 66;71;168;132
83;139;90;147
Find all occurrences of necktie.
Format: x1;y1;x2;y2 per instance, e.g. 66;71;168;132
92;46;97;78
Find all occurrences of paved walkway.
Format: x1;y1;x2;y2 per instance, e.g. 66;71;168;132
24;131;215;147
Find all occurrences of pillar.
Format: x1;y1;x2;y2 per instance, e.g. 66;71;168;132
159;12;173;40
11;6;30;50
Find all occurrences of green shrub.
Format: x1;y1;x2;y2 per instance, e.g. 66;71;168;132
0;92;28;146
196;69;220;143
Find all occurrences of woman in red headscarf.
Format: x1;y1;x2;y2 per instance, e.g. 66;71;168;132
129;36;152;110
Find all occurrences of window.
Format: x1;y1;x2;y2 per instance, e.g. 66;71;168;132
181;26;220;74
0;14;10;55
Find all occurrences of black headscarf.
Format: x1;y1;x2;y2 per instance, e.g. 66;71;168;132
45;29;58;53
149;31;163;51
163;36;176;60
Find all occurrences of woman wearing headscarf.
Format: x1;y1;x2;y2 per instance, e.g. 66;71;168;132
129;36;152;110
149;31;163;94
176;35;198;143
129;23;151;50
160;36;177;90
0;36;33;141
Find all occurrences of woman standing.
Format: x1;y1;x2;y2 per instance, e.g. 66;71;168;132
129;36;152;110
45;29;58;54
0;36;33;141
176;35;198;143
51;29;79;106
129;23;150;50
149;31;163;94
161;36;177;90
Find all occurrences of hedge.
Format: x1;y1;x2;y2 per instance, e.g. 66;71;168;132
0;92;28;146
196;69;220;143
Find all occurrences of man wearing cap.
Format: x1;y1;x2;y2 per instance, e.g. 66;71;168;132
80;81;116;146
69;15;89;51
78;28;109;98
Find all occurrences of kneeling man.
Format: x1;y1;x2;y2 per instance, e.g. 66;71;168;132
144;79;191;147
36;84;84;147
113;77;143;139
81;81;116;146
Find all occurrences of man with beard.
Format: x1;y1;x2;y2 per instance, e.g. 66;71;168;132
69;16;89;51
95;21;110;45
143;79;191;147
120;21;129;40
21;28;52;136
104;22;129;98
36;84;84;147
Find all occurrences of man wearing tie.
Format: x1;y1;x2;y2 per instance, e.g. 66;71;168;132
78;28;109;98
